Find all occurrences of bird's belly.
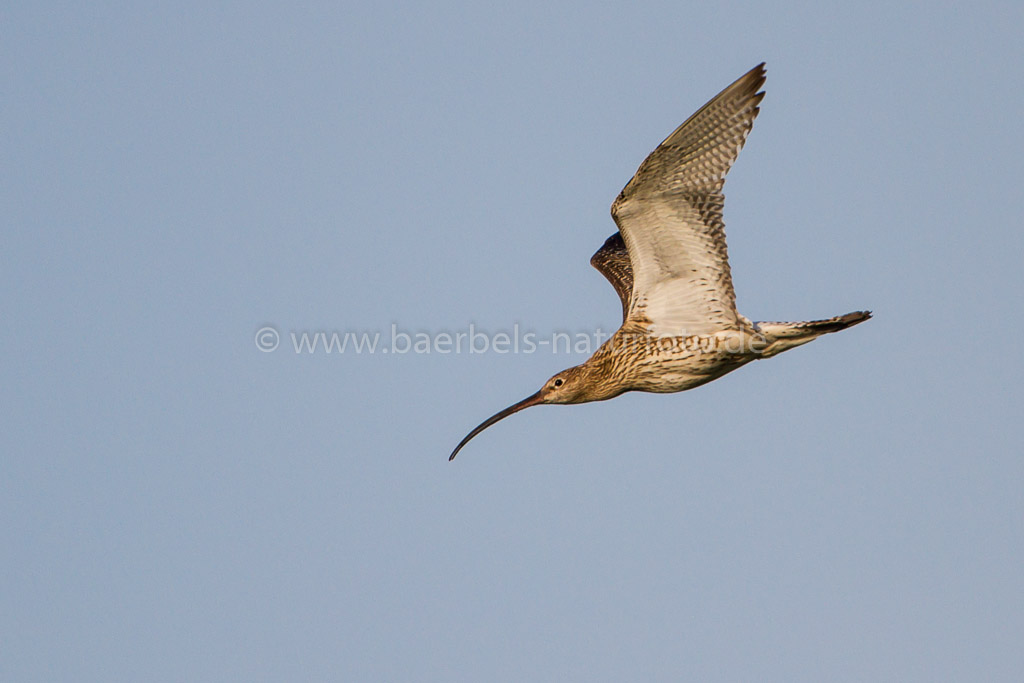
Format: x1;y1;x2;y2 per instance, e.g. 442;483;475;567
633;361;747;393
625;332;758;393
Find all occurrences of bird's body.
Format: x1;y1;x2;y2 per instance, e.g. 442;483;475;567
449;63;870;461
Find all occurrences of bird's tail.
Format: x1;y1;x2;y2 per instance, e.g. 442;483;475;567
754;310;871;358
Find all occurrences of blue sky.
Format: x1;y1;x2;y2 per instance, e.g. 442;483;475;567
4;2;1023;680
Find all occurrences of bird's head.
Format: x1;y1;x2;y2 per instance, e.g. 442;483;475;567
448;364;599;461
538;364;594;405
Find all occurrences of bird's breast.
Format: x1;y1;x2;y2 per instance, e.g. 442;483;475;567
601;329;760;394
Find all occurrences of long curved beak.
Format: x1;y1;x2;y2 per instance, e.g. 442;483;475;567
449;391;544;461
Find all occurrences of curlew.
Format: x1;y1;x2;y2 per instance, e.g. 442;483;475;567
449;63;870;461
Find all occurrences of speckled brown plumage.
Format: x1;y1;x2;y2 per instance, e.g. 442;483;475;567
590;232;633;322
449;64;870;461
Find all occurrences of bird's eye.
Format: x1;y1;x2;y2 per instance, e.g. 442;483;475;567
553;378;564;388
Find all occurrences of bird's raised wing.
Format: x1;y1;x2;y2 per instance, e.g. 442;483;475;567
611;63;765;336
590;232;633;322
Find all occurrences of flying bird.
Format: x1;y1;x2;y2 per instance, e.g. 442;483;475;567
450;63;870;461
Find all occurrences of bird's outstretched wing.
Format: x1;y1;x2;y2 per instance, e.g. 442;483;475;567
611;63;766;336
590;232;633;322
